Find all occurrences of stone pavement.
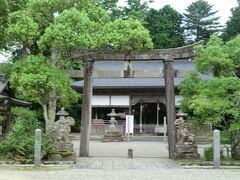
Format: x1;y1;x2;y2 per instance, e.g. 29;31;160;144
0;166;240;180
1;140;240;180
73;140;169;158
75;157;181;170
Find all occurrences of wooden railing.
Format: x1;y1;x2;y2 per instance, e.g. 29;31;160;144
91;119;165;135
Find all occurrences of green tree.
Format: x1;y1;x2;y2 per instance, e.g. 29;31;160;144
97;0;121;19
0;62;12;76
222;6;240;41
5;0;153;138
194;35;233;76
179;35;240;159
145;5;184;48
10;55;79;135
99;18;153;51
122;0;153;23
225;35;240;76
0;0;8;48
183;0;221;42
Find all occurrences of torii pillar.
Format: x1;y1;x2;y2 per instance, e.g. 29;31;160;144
79;60;93;157
163;57;176;158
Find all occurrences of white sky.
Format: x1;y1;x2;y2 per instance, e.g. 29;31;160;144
0;0;238;63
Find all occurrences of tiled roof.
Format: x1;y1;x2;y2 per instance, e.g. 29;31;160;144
72;77;182;90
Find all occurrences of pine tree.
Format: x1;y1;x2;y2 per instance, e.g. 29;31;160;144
222;6;240;41
183;0;221;42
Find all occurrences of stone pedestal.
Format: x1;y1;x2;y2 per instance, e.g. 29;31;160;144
53;142;74;152
102;125;123;142
174;112;200;159
48;152;76;161
175;144;200;159
49;142;76;162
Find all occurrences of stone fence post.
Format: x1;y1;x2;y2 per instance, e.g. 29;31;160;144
34;129;41;167
213;129;220;169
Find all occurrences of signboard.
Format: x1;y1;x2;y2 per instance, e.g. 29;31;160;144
125;115;134;134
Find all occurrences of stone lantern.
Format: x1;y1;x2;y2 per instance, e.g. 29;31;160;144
176;111;187;121
56;107;69;121
102;109;123;142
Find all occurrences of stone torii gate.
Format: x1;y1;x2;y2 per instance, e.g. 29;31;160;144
69;41;202;159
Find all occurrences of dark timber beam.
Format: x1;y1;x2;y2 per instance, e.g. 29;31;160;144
164;57;176;159
80;61;93;157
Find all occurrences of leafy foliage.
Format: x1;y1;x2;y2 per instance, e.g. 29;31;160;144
0;108;52;163
179;35;240;159
145;5;184;48
97;0;120;19
39;8;98;51
204;147;224;161
10;55;79;107
99;18;153;51
122;0;153;23
194;35;233;76
0;62;12;76
225;34;240;66
183;0;221;42
0;0;8;48
6;10;40;49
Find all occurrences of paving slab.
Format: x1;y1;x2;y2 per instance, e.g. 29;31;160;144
75;157;182;170
73;140;169;158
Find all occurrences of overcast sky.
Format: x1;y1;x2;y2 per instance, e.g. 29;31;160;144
0;0;239;63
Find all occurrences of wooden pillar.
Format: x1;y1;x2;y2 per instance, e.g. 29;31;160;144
140;102;143;134
5;104;12;134
163;58;176;159
156;103;159;126
80;61;93;157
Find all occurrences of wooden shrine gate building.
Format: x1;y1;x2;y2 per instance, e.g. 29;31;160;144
69;42;203;158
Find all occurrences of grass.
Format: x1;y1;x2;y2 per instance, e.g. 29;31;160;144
176;158;240;166
0;166;72;171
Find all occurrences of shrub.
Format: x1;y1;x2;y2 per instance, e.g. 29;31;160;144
232;147;240;160
204;147;225;161
0;108;52;163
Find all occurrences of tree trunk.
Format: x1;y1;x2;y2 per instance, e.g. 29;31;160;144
42;94;57;138
48;89;57;137
41;48;58;138
43;104;51;136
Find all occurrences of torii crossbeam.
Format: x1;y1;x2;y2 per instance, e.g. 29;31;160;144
69;41;203;159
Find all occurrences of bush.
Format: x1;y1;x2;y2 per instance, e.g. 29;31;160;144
204;147;225;161
0;108;52;163
232;147;240;160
